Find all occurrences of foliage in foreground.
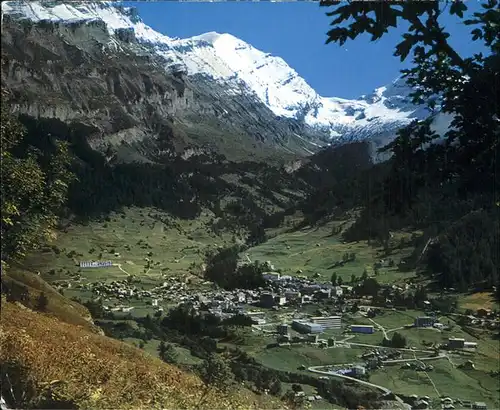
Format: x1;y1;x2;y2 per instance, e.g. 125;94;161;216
0;100;74;265
0;300;259;410
319;0;499;291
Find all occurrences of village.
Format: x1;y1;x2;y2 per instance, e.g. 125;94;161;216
59;256;499;410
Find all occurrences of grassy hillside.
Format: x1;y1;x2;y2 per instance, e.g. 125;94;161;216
1;267;100;332
246;216;419;285
0;292;278;410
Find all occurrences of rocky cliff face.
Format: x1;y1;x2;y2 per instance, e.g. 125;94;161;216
1;1;448;163
1;14;326;162
2;16;184;155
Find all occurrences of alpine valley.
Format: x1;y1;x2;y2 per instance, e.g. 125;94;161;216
1;1;447;162
1;2;498;410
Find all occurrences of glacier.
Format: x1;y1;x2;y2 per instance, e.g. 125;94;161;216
1;1;438;143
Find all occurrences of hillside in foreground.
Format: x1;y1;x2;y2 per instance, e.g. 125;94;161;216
0;281;277;410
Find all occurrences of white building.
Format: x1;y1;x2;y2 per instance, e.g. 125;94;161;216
310;315;342;329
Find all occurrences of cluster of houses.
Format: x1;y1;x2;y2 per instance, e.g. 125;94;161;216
457;309;500;331
68;259;354;318
362;348;402;368
75;276;189;312
406;395;488;410
259;270;346;308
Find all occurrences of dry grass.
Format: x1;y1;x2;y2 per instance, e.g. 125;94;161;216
2;267;100;333
0;301;277;409
458;292;499;311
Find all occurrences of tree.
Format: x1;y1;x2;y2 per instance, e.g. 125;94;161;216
204;246;265;290
160;343;178;364
350;274;357;284
269;378;282;396
357;278;380;297
390;332;407;348
0;103;75;266
158;341;167;358
321;0;499;285
413;286;428;307
198;353;233;392
337;276;343;286
331;272;338;286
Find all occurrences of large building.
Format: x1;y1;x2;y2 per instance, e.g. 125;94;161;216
414;316;436;327
292;320;324;334
310;315;342;330
79;260;113;268
350;325;375;334
448;337;465;349
262;272;280;282
351;365;366;376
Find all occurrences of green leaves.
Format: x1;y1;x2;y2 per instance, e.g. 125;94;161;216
394;34;418;61
0;105;75;261
324;2;406;45
470;28;483;41
449;1;468;19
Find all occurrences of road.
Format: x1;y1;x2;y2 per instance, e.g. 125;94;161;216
0;396;10;410
347;341;434;354
412;351;440;396
308;366;392;395
368;317;388;339
113;263;131;276
114;262;153;276
381;354;447;365
307;354;447;404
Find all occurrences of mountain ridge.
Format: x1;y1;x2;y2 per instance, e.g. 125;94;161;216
1;0;436;149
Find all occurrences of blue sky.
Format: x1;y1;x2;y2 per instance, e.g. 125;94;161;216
127;1;486;99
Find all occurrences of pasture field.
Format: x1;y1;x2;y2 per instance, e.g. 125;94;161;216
457;292;500;312
247;219;418;285
253;345;365;373
21;207;234;299
370;359;499;408
368;310;422;329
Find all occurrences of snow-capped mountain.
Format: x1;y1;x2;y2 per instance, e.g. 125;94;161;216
1;1;435;154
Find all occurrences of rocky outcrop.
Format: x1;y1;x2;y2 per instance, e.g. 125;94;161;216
1;17;193;157
1;15;324;162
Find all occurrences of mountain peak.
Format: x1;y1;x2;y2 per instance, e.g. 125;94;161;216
191;31;231;44
2;0;434;144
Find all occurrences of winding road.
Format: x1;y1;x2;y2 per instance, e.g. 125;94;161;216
308;365;392;395
381;353;446;365
113;263;131;276
0;395;11;410
307;348;448;404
